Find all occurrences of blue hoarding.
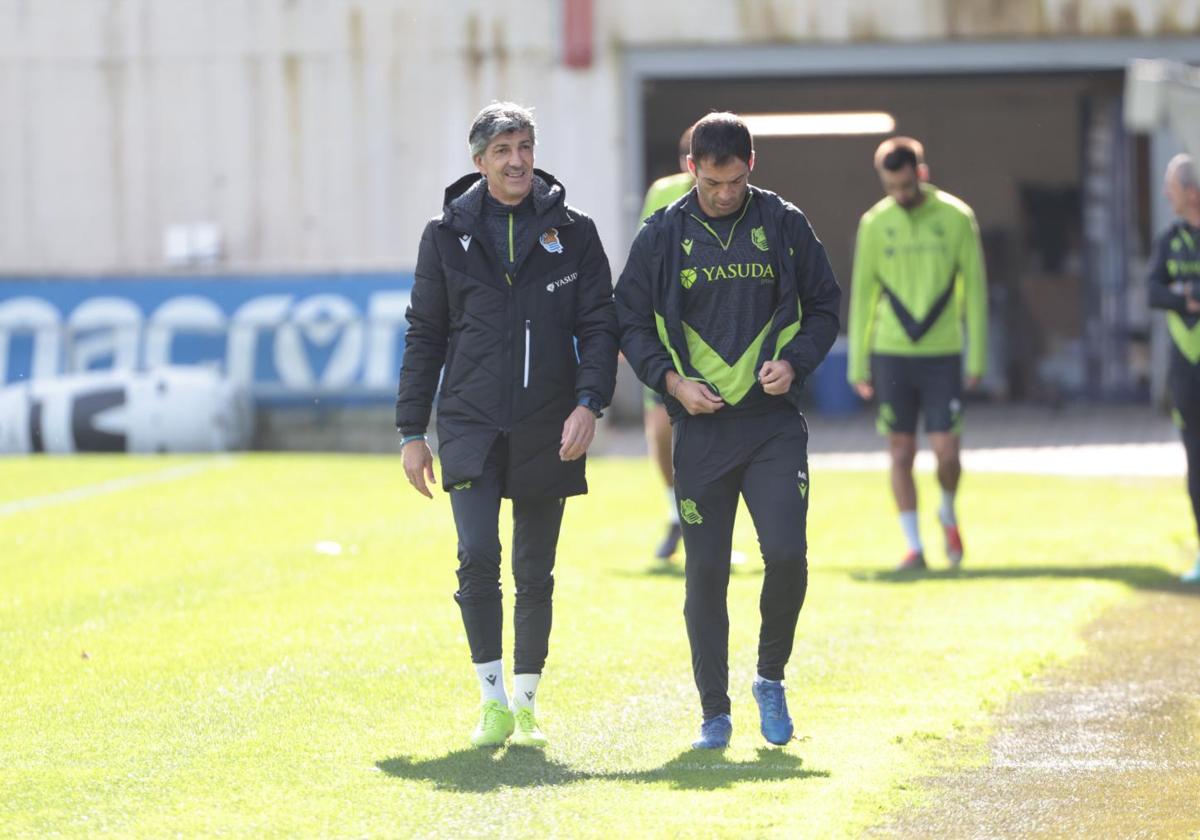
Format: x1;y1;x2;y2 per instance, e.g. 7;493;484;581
0;273;413;405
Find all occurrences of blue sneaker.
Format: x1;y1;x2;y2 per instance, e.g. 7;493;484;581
752;679;794;745
1183;555;1200;584
692;713;732;749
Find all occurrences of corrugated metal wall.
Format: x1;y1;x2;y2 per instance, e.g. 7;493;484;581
0;0;1197;273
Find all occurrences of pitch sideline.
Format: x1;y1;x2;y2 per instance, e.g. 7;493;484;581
0;457;234;518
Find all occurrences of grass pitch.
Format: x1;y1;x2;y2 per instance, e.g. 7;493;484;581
0;453;1191;838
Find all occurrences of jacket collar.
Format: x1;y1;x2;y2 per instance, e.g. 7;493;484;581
440;169;569;233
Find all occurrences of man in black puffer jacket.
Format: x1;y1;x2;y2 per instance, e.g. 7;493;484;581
396;102;618;749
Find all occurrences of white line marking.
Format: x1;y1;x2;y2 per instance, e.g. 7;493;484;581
0;458;233;518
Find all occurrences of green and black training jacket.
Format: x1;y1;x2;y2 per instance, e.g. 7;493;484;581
846;184;987;384
1149;219;1200;367
614;185;841;420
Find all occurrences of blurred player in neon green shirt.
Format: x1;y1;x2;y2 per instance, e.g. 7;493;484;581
847;137;987;571
638;125;694;561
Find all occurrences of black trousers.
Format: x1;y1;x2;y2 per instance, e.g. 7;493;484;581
1169;352;1200;542
448;437;566;675
672;406;811;719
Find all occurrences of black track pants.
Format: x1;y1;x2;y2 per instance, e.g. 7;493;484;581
448;438;566;675
1170;353;1200;542
672;407;810;719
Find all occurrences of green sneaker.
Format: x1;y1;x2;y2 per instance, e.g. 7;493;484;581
510;706;547;748
471;700;514;747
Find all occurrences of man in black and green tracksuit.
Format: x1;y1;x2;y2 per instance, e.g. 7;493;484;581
616;113;840;749
1149;153;1200;584
847;137;987;572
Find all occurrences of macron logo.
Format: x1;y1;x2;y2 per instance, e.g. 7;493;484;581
546;271;578;293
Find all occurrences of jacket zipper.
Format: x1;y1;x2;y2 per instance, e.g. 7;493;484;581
523;320;531;388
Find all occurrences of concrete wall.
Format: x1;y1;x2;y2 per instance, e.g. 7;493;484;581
0;0;1199;274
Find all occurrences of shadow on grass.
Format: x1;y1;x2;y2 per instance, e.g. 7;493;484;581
612;562;763;580
377;746;827;792
634;561;685;579
849;563;1200;594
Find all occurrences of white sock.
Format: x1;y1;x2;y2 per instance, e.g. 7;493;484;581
512;673;540;712
666;487;680;524
939;489;957;527
899;510;923;553
475;660;507;704
754;674;781;686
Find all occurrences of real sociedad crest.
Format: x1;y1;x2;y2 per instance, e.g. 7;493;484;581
539;228;564;254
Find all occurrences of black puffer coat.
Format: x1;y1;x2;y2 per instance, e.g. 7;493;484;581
396;171;618;498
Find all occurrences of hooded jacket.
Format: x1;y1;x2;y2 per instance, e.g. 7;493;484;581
615;185;841;420
396;170;618;498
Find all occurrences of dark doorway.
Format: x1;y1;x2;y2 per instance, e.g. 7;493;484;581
640;72;1145;401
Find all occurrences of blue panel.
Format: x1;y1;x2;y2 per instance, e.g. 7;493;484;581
0;272;415;406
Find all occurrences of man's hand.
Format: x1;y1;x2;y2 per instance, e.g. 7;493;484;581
402;438;436;498
965;375;982;389
758;360;795;396
560;405;596;461
666;372;724;415
1187;296;1200;314
854;380;874;400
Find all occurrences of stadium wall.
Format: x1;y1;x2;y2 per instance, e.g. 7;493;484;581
2;1;1200;447
1;0;1199;274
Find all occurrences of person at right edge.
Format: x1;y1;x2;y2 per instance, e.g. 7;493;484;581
616;112;841;749
846;137;987;572
1148;153;1200;584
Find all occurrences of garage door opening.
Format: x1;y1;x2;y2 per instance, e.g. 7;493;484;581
639;71;1151;403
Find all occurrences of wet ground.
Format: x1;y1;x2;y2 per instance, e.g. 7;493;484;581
872;587;1200;838
606;402;1200;836
599;403;1199;836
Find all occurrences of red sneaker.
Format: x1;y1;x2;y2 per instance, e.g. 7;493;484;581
944;525;964;568
896;549;926;572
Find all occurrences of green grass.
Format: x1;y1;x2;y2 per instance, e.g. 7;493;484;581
0;454;1193;838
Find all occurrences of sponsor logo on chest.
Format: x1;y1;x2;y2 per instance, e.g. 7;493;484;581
696;262;776;283
546;271;578;292
1168;259;1200;277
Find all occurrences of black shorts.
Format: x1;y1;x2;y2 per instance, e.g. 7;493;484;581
871;353;963;435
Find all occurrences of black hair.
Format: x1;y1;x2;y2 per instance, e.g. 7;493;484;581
874;137;925;172
677;126;693;159
881;146;919;172
690;112;752;167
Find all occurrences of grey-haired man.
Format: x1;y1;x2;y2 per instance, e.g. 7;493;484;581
395;102;618;747
1149;153;1200;583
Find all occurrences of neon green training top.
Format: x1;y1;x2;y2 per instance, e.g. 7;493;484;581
639;172;694;225
847;184;987;383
